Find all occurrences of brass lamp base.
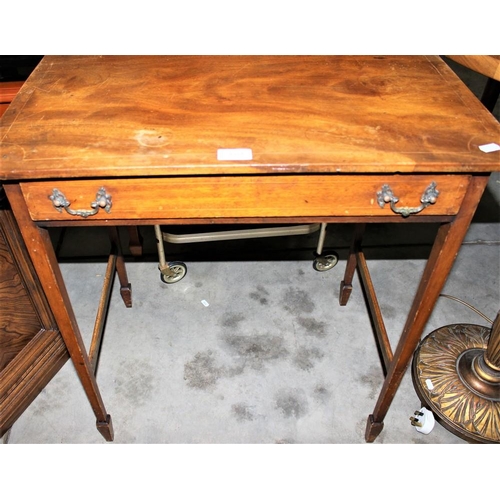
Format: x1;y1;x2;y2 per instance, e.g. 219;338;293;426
412;323;500;444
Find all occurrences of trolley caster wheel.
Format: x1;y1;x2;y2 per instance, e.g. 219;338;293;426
313;252;338;272
160;261;187;284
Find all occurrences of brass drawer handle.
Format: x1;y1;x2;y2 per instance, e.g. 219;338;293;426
49;187;112;218
377;182;439;218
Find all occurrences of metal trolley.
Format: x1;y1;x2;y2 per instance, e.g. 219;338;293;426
154;222;338;284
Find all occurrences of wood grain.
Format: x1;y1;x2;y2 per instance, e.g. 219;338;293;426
0;328;68;436
20;174;471;221
1;56;499;443
0;213;43;370
0;192;69;436
1;56;499;181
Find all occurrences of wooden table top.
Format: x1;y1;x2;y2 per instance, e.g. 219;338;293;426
1;56;499;181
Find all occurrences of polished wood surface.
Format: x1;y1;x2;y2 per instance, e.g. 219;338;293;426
1;56;499;443
20;174;470;222
1;56;499;181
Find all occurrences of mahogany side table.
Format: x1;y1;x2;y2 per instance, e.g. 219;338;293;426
1;56;499;442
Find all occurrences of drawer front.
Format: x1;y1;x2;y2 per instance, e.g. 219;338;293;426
20;174;470;222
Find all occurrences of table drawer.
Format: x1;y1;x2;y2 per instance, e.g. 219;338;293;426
20;174;471;222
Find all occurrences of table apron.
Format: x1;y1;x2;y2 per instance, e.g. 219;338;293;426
20;174;471;222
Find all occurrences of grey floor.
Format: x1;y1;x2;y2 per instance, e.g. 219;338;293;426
2;59;499;446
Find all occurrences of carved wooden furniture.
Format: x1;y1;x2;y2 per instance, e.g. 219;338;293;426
1;56;499;443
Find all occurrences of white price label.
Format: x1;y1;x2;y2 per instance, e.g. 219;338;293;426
217;148;253;161
479;143;500;153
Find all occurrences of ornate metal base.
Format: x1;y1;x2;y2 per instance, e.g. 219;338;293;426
412;323;500;443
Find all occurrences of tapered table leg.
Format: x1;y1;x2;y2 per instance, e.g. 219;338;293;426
4;184;114;441
339;224;365;306
365;175;490;442
108;227;132;308
127;226;143;257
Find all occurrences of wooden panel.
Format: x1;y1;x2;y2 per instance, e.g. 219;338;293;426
0;217;43;370
1;56;499;181
0;328;69;436
21;174;471;221
0;192;69;437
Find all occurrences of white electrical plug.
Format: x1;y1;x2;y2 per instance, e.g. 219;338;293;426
409;407;435;434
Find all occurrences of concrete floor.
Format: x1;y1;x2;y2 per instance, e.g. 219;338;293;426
2;59;499;447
